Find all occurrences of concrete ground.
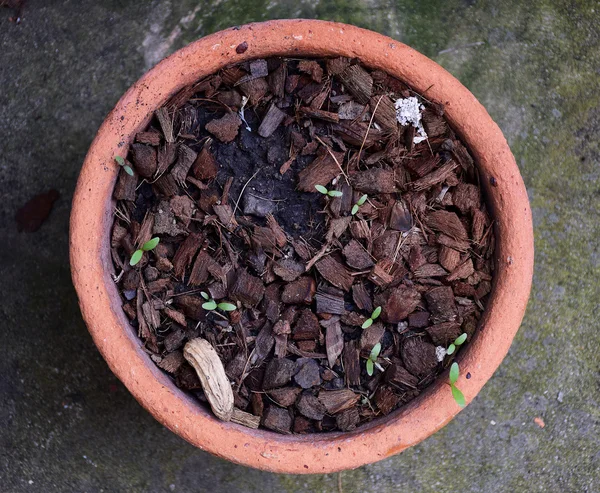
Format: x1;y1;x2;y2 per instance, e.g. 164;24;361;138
1;1;598;491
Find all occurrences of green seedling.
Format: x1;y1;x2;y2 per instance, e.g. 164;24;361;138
315;184;343;198
361;306;381;329
115;155;134;176
446;332;467;355
129;237;160;266
366;342;382;376
449;362;466;407
200;292;237;312
351;194;368;215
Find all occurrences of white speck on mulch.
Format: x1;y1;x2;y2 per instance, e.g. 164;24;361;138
435;346;446;362
394;96;428;144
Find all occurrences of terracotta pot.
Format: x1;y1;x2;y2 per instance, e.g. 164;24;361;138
70;19;534;473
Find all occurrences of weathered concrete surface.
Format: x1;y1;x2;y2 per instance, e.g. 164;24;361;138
0;1;598;491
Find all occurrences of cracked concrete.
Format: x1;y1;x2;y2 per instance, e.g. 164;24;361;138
0;1;598;491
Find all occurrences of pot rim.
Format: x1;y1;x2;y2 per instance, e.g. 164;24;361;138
70;19;534;474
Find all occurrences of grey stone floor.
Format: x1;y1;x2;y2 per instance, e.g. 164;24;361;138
1;1;598;491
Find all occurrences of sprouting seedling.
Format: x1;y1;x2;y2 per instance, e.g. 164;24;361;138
315;184;343;198
200;292;237;312
449;362;466;407
366;342;382;376
351;194;368;215
446;332;467;356
361;306;381;329
115;155;134;176
130;237;159;266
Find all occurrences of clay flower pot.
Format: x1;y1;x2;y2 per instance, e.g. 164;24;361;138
70;19;533;473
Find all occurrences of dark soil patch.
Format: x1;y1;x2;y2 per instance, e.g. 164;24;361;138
110;56;495;434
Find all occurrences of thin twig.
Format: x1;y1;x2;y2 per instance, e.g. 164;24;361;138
356;95;384;168
229;169;260;225
338;472;343;493
314;136;350;185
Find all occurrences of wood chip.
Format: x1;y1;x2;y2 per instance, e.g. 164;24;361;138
409;160;458;191
189;250;222;286
157;350;184;374
343;340;361;386
273;258;305;282
155;107;174;143
230;269;265;307
425;286;459;324
131;143;157;178
374;385;400;415
351;168;396;194
282;276;316;304
389;200;413;232
427;210;468;241
262;358;297;389
296;150;345;192
425;321;462;346
400;337;438;379
318;389;360;414
258;103;287;138
342;239;374;270
113;166;137;201
294;358;322;389
205;112;242;143
339;65;373;104
316;288;346;315
184;338;234;421
268;387;302;407
231;408;261;429
192;142;218;180
171;144;197;185
385;360;419;388
439;246;461;272
172;232;202;278
352;283;373;313
336;407;360;431
322;316;343;367
447;258;475;281
293;309;321;341
315;256;354;292
297;393;326;420
262;406;292;434
376;285;421;324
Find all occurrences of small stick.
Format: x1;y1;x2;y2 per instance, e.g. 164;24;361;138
229;169;260;225
356;95;384;168
315;136;350;185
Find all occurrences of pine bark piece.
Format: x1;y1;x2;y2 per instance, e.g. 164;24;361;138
189;250;222;286
427;210;468;241
262;406;292;434
262;358;297;389
157;351;184;374
155;107;174;143
316;289;345;315
453;183;480;213
408;311;430;328
251;324;275;367
370;95;398;132
113;166;137;201
268;387;302;407
369;262;395;288
385;360;419;389
153;174;179;197
282;276;316;304
164;328;185;352
437;233;471;252
339;65;373;104
350;219;371;240
318;389;360;414
268;63;287;98
350;168;396;194
322;316;343;367
183;338;234;421
266;214;287;248
439;246;461;272
174;294;204;321
262;283;281;323
352;283;373;313
131;143;157;178
239;77;269;106
389;200;413;232
400;337;438;379
213;204;238;232
171;144;197;185
360;322;385;352
231;408;261;429
425;286;459;324
326;57;351;76
230;269;265;307
142;301;160;332
298;59;324;83
136;130;162;146
447;258;475;281
376;284;421;324
296;150;345;192
315;256;354;292
336;407;360;431
258;103;287;138
297;393;327;420
157;142;178;176
205;112;242;143
299;107;340;123
374;385;400;415
294;358;322;389
273;258;304;282
169;195;195;228
164;307;186;326
192;144;218;181
343;340;361;387
405;155;440;178
342;239;374;270
333;121;382;148
293;309;321;341
410;160;458;191
172;232;202;278
413;263;448;278
425;321;462;346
